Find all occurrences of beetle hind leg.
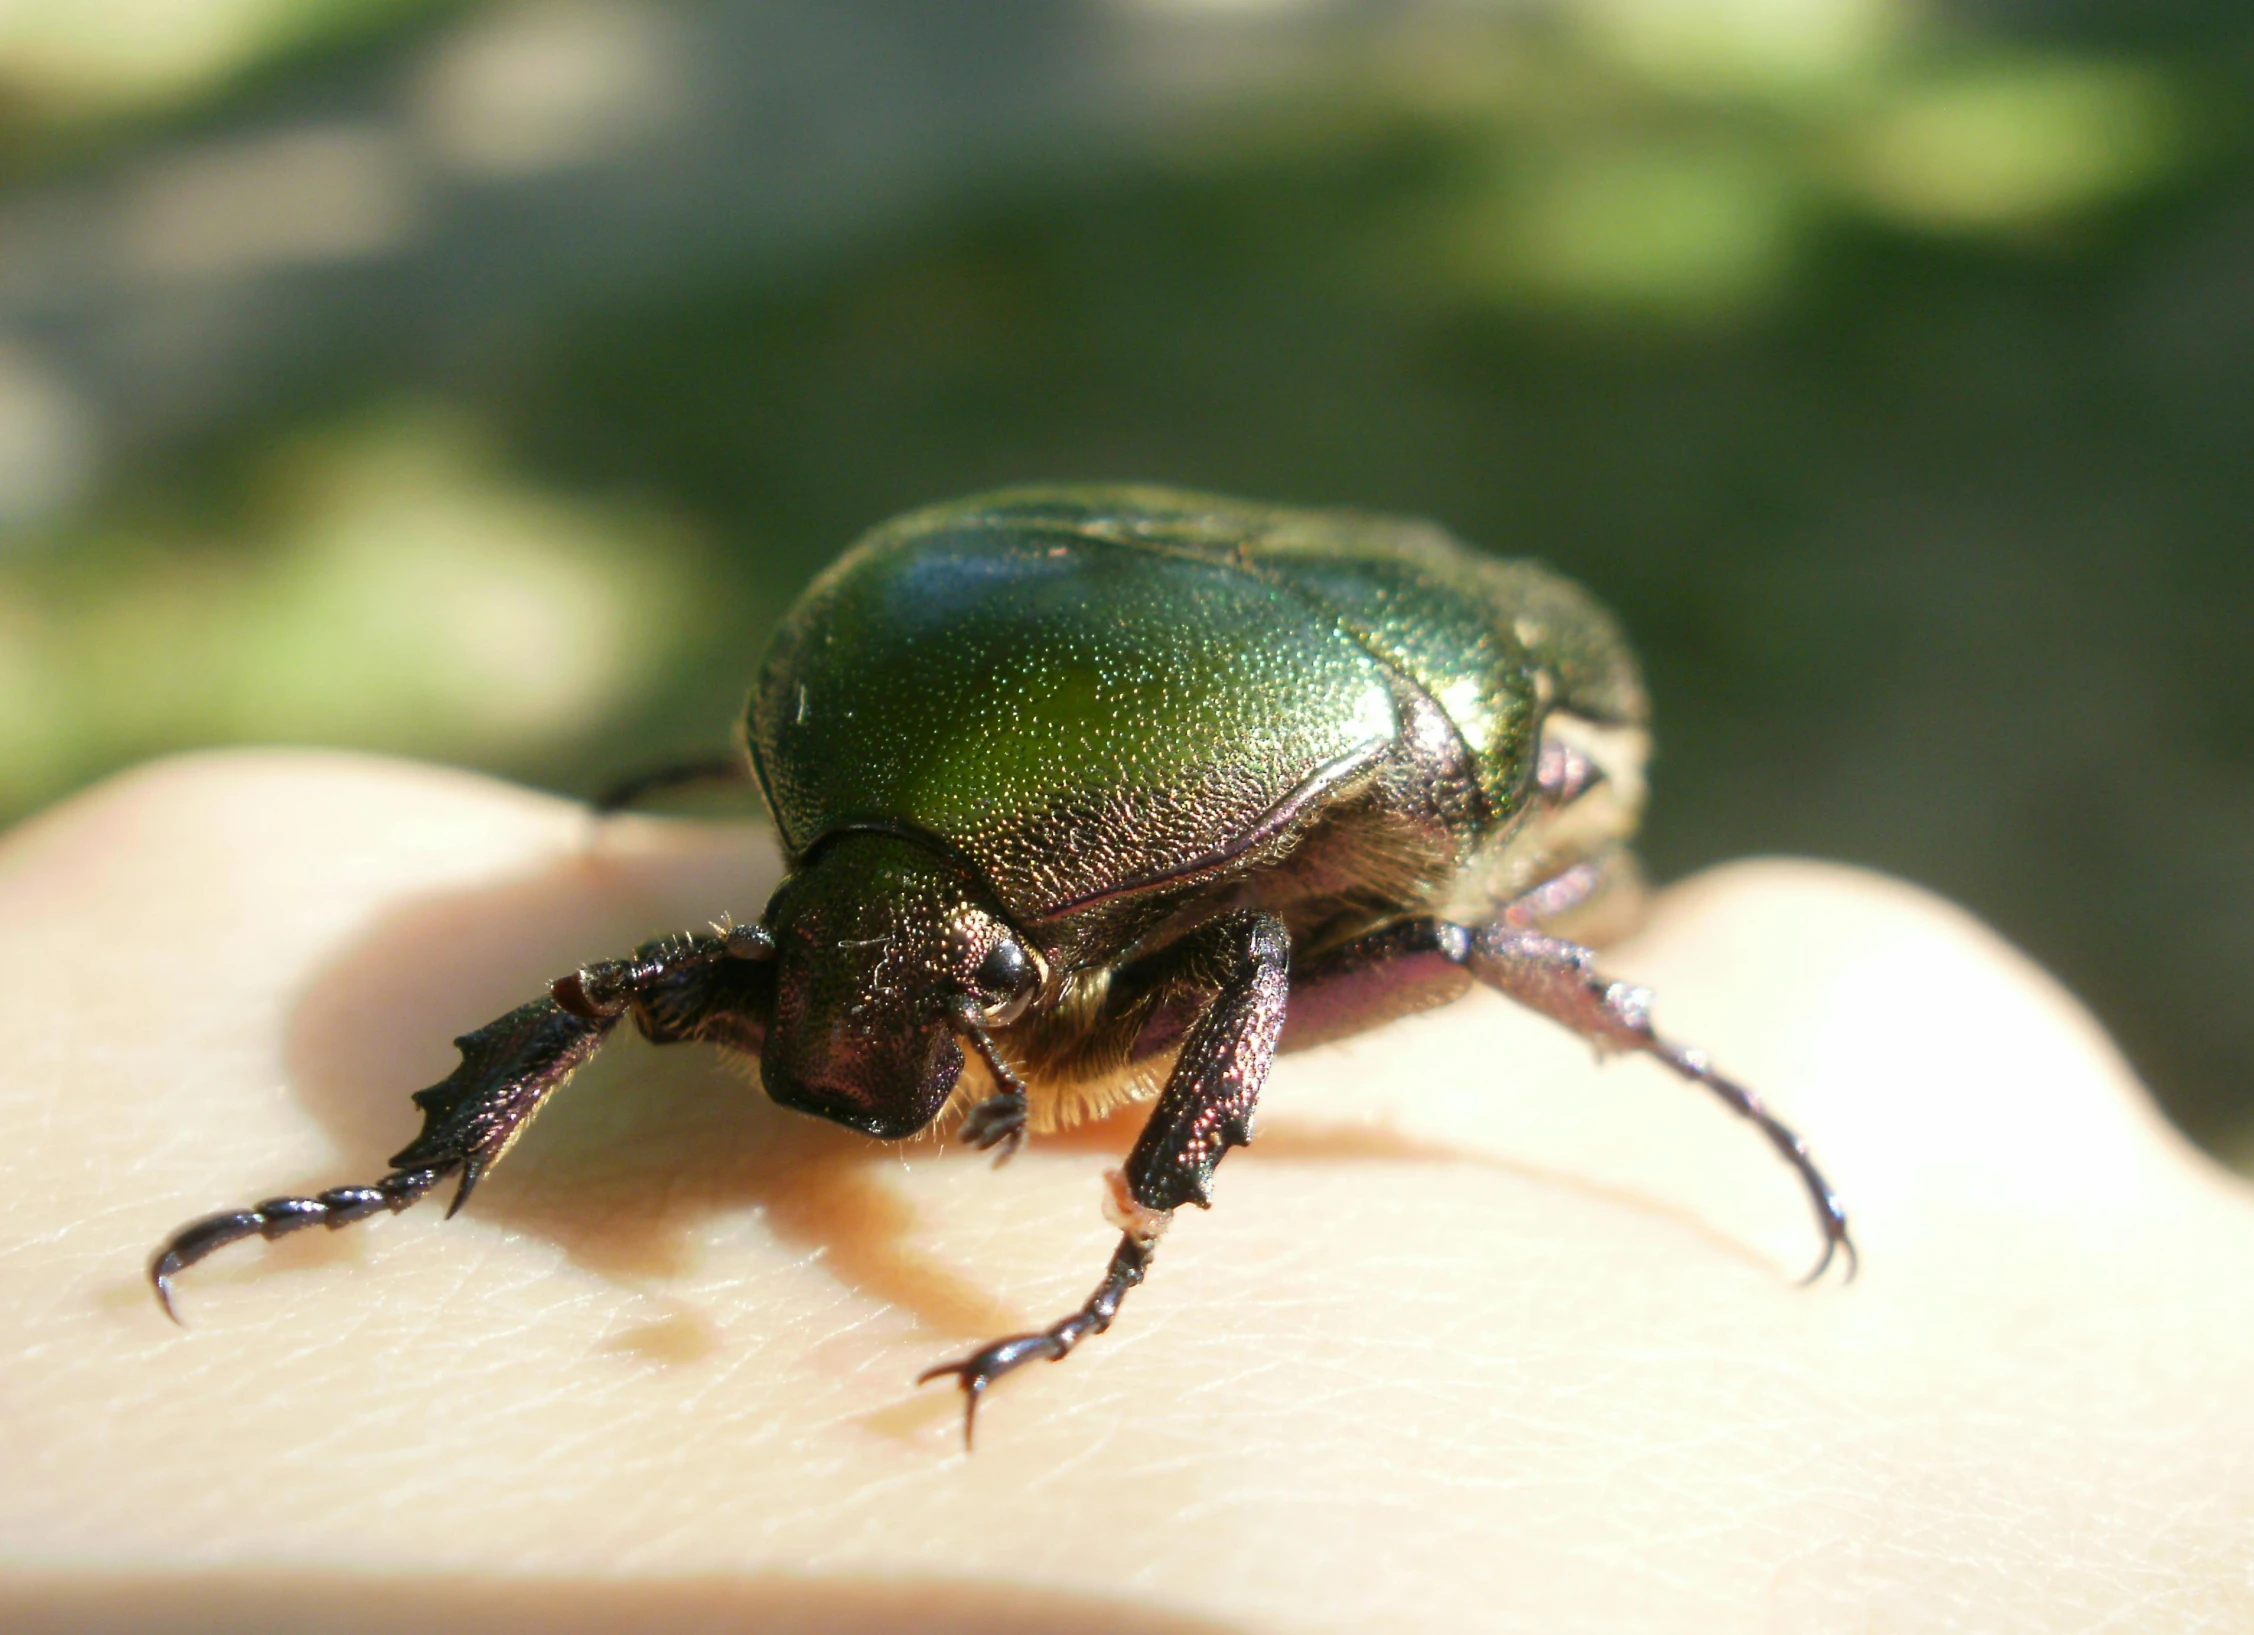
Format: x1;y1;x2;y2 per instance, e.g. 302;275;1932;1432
1461;920;1855;1283
1637;1034;1853;1285
590;754;748;814
1281;909;1854;1283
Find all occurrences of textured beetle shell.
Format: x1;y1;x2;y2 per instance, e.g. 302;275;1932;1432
748;486;1645;936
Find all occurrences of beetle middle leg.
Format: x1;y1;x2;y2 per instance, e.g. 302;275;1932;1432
149;922;775;1319
1282;907;1854;1283
919;910;1291;1446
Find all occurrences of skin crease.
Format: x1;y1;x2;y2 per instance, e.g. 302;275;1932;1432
1;752;2249;1635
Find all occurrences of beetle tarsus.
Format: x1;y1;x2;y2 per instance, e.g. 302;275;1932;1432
150;1163;453;1323
1647;1040;1857;1283
918;1233;1152;1449
953;1017;1032;1165
958;1090;1028;1164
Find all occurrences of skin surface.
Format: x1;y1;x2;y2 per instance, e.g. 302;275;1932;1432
1;751;2249;1634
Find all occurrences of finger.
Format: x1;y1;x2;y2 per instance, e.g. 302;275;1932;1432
3;754;2248;1635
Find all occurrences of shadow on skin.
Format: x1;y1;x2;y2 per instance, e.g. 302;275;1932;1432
1042;1104;1775;1276
0;1570;1253;1635
182;819;1772;1339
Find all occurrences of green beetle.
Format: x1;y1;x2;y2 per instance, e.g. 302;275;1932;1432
152;486;1852;1445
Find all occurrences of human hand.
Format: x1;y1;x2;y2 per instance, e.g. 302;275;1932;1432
2;753;2247;1632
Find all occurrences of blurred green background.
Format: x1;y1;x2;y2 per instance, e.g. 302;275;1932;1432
1;0;2248;1163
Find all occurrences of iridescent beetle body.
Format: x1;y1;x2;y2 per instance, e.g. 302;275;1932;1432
153;487;1852;1445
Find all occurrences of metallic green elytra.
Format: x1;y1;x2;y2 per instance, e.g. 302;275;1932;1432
751;485;1648;952
153;484;1851;1451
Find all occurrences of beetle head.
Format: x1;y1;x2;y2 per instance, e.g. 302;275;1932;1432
758;833;1044;1139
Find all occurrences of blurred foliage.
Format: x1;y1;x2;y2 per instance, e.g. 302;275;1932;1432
0;0;464;180
0;409;705;793
1;0;2250;1161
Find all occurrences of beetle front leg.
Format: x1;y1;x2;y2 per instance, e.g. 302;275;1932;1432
149;922;775;1320
920;911;1290;1446
954;1013;1032;1164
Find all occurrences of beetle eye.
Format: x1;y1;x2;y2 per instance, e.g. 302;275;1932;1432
974;939;1031;1002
